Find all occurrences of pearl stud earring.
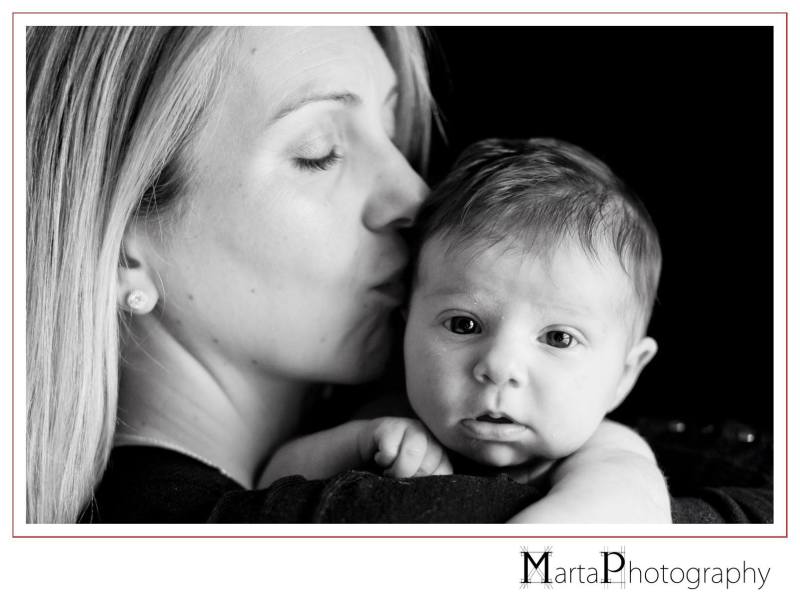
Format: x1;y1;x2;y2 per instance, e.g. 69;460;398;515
126;290;148;311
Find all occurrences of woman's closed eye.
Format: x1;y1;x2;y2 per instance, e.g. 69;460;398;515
540;330;577;349
293;146;342;172
444;315;482;335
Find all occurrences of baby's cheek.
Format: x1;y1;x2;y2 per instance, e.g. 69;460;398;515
406;348;440;412
409;354;454;431
537;398;598;458
552;428;593;458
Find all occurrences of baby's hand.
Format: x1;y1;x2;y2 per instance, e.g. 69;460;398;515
359;417;453;478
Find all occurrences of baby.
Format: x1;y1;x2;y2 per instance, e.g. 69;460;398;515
260;138;669;523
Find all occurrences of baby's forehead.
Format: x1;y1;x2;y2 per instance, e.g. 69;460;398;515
415;234;640;321
417;233;614;280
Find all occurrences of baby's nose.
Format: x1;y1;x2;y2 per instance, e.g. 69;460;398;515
472;347;529;389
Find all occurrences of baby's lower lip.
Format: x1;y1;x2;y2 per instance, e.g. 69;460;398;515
459;418;529;441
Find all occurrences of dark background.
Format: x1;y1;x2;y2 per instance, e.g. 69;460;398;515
425;27;774;430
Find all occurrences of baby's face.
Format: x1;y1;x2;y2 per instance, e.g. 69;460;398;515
404;235;653;467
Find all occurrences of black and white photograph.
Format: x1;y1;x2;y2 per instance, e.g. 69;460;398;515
20;23;776;527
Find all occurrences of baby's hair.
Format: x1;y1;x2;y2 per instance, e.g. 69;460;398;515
413;138;662;333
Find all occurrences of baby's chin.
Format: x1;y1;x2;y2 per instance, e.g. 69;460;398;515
455;440;540;468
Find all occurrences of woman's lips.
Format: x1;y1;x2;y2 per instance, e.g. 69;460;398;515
459;414;529;441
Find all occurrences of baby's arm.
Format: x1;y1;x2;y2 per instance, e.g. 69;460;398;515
507;420;671;523
258;417;452;488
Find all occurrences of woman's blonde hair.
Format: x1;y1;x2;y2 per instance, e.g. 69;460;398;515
26;26;437;524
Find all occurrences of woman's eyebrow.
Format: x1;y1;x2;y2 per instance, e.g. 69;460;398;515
264;83;398;132
268;91;360;126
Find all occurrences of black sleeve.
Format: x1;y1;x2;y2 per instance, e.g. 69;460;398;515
671;486;774;524
87;446;545;524
208;471;546;523
87;434;774;524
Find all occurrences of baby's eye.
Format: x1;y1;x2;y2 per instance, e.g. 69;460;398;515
541;330;576;349
444;316;482;335
293;147;342;172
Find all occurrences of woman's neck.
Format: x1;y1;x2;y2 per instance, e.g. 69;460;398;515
116;314;314;488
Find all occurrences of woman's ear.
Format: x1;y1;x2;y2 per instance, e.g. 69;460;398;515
610;336;658;410
118;226;160;315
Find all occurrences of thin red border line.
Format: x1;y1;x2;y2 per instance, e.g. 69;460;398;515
11;11;15;538
785;10;790;539
10;12;788;539
9;11;789;16
10;535;790;539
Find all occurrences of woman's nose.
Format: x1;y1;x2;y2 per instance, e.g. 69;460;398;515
472;341;530;389
363;143;429;231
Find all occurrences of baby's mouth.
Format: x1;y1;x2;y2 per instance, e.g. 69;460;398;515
460;412;528;441
476;413;515;425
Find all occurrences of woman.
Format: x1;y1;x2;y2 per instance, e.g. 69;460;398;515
27;26;436;523
27;26;675;525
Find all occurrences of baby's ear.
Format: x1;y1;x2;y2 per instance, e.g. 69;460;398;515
610;336;658;410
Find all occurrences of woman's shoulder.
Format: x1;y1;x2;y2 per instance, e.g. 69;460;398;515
80;446;244;523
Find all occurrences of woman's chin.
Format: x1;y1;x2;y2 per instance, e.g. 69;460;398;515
324;342;392;385
342;322;397;382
